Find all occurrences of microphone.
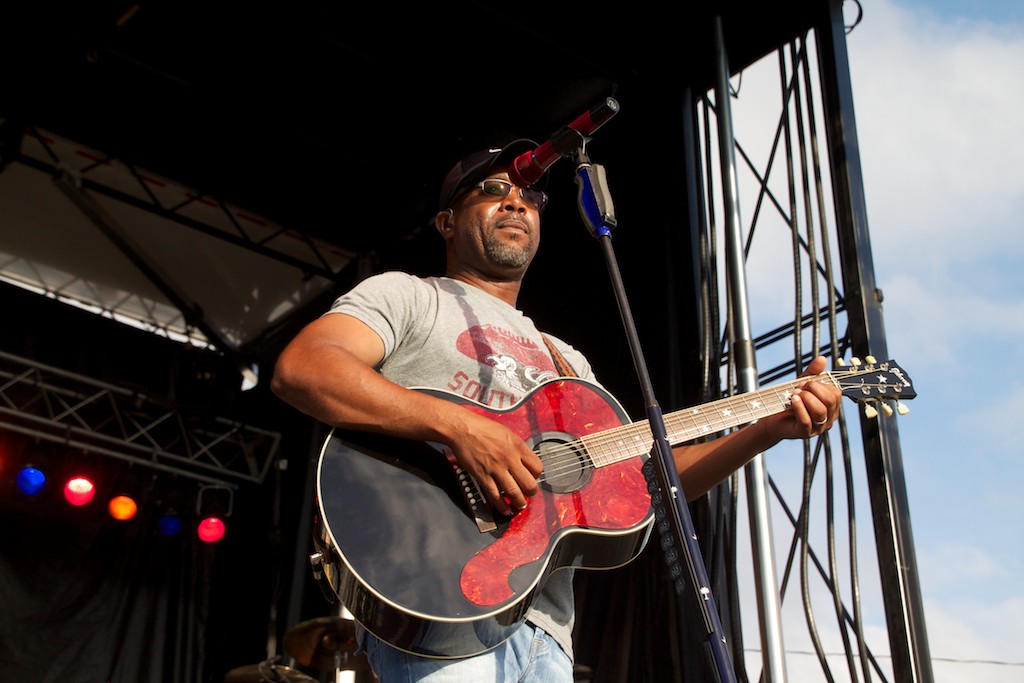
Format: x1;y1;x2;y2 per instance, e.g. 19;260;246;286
508;97;619;187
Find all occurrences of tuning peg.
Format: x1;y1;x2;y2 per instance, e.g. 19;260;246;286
865;355;877;365
896;402;910;416
864;404;878;419
850;357;862;367
836;358;847;367
881;403;894;417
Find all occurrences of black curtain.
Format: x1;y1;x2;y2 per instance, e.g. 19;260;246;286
0;284;286;683
0;476;215;682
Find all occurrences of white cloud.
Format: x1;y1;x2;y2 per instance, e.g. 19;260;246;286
954;383;1024;456
919;542;1012;588
879;273;1024;366
926;597;1024;682
848;1;1024;264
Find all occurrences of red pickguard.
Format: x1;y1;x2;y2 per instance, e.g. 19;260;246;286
454;380;652;606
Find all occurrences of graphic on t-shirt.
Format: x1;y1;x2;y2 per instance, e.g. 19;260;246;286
455;324;557;395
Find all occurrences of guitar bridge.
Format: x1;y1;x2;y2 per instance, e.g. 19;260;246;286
449;457;497;533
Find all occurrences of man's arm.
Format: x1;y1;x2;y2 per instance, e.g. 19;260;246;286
270;313;542;515
671;355;842;501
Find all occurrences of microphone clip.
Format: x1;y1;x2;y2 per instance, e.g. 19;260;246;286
573;147;616;238
550;126;587;158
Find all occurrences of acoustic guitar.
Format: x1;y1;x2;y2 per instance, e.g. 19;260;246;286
310;359;913;658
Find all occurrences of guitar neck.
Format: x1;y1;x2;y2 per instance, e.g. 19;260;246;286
582;374;837;467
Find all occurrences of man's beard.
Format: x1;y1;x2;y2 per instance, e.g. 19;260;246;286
483;232;533;268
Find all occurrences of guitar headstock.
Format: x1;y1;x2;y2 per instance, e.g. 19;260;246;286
833;356;915;419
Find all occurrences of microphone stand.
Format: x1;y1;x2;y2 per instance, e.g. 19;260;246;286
571;138;738;683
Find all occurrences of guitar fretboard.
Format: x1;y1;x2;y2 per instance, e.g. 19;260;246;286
578;375;838;468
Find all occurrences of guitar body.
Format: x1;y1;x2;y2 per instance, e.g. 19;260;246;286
313;378;655;658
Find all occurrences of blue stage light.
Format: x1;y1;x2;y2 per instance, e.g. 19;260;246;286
15;466;47;497
157;512;184;536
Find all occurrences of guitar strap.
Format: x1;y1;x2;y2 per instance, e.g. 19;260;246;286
542;334;578;378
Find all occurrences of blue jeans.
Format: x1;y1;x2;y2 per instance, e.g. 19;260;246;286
362;623;574;683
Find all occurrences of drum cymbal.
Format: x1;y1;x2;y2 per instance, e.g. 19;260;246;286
282;616;369;671
224;662;314;683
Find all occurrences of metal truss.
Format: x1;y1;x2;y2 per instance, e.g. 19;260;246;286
0;120;356;357
689;1;933;682
0;349;279;487
9;123;346;283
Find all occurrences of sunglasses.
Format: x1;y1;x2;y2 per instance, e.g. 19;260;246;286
470;178;548;213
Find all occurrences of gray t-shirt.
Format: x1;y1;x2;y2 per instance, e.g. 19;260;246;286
327;271;599;659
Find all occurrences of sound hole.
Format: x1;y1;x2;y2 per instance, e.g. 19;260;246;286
529;431;593;494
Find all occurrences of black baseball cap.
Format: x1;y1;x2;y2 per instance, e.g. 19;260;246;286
438;139;540;211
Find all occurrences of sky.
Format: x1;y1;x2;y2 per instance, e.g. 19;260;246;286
728;1;1024;681
848;0;1024;678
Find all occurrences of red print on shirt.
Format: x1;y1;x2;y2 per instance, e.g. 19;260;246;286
451;324;558;403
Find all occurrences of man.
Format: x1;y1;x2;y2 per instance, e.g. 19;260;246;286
271;139;842;681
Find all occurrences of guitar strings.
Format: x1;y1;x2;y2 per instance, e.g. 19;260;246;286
531;370;902;484
535;376;810;481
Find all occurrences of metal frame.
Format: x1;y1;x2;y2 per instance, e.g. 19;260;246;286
1;121;357;357
0;348;279;486
693;2;933;680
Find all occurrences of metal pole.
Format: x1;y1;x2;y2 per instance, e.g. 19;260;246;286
815;1;934;680
713;16;788;683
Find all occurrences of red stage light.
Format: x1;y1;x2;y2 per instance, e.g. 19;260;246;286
197;516;226;543
63;476;96;506
195;483;232;543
